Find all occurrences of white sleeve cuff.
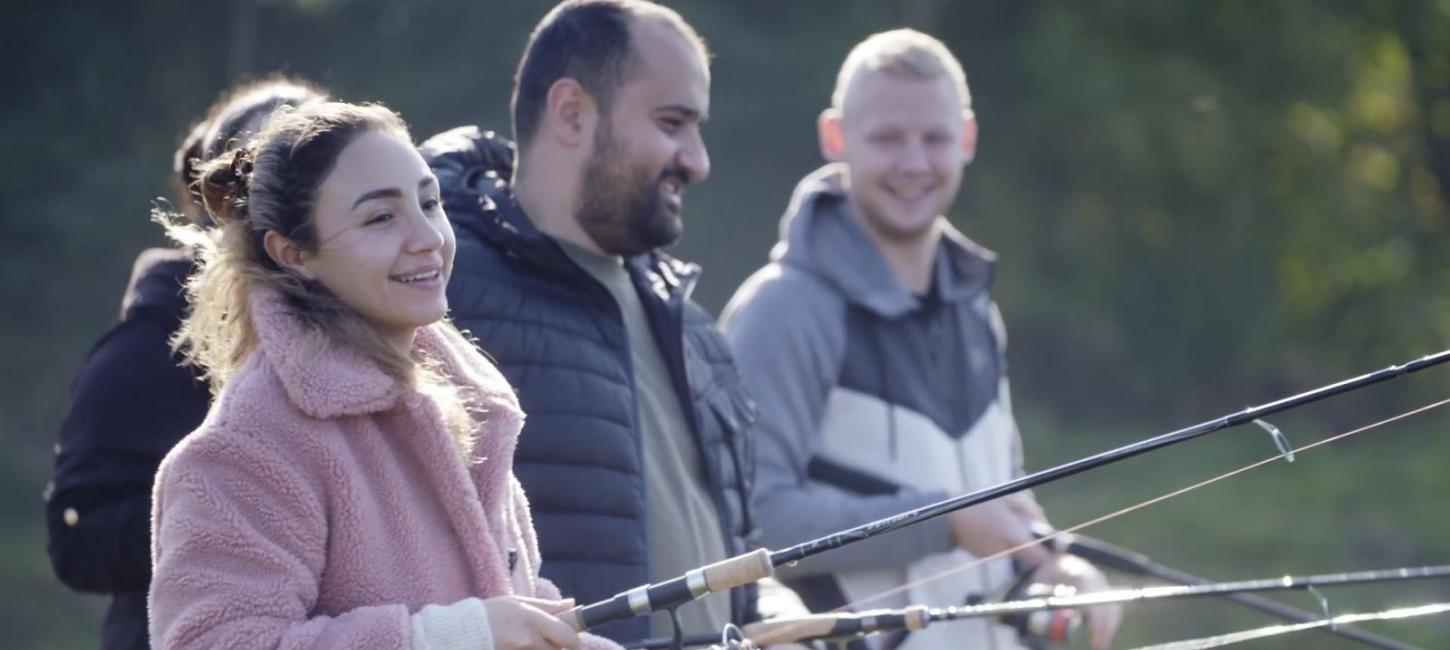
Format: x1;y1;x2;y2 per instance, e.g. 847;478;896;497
410;597;493;650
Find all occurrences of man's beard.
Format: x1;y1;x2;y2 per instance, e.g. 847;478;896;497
577;123;686;257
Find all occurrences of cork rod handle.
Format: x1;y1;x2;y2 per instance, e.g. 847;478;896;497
742;615;840;645
703;548;775;591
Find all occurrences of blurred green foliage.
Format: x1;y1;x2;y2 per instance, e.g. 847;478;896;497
3;1;1448;647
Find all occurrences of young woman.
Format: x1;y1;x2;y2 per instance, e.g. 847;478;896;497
45;76;323;650
149;101;616;650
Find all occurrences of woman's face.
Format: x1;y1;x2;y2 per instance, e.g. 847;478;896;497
298;129;455;346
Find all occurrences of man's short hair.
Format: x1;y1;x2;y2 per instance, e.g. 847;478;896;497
511;0;708;147
831;29;971;113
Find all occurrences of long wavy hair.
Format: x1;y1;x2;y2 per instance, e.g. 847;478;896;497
160;101;477;453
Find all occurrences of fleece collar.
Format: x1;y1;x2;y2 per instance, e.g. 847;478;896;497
249;286;521;421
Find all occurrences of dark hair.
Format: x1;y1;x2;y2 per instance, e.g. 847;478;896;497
170;101;479;452
197;101;403;252
173;120;209;216
171;101;413;387
510;0;708;147
171;76;327;221
512;0;634;147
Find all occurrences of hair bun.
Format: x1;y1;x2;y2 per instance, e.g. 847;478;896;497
197;148;254;226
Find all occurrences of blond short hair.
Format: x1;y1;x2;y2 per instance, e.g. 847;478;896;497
831;29;971;112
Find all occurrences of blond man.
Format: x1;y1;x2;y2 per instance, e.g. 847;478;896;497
722;29;1121;650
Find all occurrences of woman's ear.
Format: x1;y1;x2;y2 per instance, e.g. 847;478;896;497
818;108;846;162
263;230;315;280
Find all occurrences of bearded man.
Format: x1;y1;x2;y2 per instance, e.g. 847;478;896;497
421;0;761;644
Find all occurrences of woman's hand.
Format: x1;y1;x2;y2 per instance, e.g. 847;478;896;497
482;596;582;650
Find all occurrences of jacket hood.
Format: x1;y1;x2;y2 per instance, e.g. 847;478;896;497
773;164;998;318
120;248;195;320
423;125;703;302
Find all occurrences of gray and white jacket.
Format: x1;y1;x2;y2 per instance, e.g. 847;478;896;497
722;165;1025;650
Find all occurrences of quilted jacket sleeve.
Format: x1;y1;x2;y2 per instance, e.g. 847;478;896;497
513;479;625;650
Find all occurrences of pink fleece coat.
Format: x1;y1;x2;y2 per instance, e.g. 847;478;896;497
149;288;617;649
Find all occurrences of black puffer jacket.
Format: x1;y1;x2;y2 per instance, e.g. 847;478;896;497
422;127;760;643
46;247;210;650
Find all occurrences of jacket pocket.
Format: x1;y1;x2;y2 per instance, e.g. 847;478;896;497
706;385;759;543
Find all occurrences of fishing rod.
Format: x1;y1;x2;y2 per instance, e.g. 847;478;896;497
627;536;1426;649
1129;602;1450;650
629;564;1450;648
558;350;1450;634
1059;534;1416;649
737;565;1450;645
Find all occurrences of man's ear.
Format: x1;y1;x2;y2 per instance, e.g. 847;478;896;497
962;111;979;165
817;108;846;162
263;230;315;280
544;78;598;149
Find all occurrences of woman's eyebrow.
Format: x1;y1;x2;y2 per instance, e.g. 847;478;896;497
352;177;434;209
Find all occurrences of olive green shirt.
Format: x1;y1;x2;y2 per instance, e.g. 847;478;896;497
559;240;731;638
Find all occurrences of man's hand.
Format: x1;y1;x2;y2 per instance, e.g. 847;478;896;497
947;493;1116;647
946;496;1055;567
1030;555;1122;650
483;596;582;650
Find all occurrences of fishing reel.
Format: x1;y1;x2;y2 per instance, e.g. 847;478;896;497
997;571;1084;649
708;623;759;650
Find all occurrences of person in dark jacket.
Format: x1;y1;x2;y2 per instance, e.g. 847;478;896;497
43;77;325;650
421;0;763;644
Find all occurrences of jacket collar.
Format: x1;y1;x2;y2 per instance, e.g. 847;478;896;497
455;189;702;302
775;164;997;318
250;285;521;420
121;247;195;320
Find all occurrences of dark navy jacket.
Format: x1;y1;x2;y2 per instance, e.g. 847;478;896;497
46;248;211;650
421;127;760;643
